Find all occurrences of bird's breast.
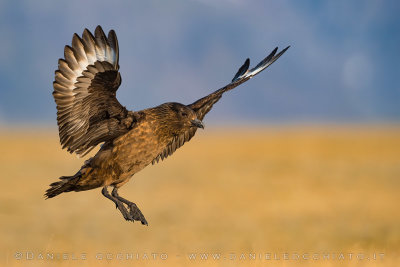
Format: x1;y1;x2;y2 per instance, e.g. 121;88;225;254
110;119;171;177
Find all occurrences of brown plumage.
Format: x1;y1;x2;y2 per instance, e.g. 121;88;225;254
45;25;289;225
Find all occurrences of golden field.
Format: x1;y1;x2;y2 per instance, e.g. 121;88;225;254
0;125;399;267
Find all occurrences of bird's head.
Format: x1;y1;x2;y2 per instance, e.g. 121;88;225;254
155;102;204;135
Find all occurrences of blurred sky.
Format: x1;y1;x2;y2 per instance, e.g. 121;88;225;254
0;0;399;125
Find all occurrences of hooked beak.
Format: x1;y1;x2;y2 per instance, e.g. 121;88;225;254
191;119;204;129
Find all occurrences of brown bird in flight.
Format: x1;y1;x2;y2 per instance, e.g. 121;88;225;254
45;26;289;225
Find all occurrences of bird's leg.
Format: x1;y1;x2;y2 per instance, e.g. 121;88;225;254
101;186;134;222
111;187;148;225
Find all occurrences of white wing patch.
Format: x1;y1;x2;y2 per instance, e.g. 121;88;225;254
56;27;119;94
232;46;290;83
53;26;123;156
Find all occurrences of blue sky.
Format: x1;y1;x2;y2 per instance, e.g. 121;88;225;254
0;0;399;125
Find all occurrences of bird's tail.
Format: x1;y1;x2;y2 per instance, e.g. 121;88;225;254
44;175;80;199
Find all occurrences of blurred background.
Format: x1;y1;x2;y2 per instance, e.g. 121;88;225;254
0;0;399;124
0;0;399;266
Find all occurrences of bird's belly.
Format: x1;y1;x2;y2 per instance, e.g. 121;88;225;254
106;123;167;184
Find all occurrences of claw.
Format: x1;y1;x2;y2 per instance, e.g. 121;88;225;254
127;203;148;225
106;186;148;225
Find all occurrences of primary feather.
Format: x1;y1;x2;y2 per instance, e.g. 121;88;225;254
53;26;134;156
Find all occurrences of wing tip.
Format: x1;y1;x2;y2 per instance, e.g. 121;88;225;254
231;44;290;82
232;57;250;82
280;45;290;54
271;45;290;62
95;25;103;33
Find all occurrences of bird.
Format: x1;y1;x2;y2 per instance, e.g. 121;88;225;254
45;25;289;225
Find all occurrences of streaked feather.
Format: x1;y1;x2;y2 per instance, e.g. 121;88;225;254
53;25;133;156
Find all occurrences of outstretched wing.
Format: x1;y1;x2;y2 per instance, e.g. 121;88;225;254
152;46;290;165
189;46;290;121
53;26;135;156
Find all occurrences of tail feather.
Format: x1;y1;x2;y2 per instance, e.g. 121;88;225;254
44;175;79;199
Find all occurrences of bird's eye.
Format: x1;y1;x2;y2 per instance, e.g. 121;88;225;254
181;112;188;117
